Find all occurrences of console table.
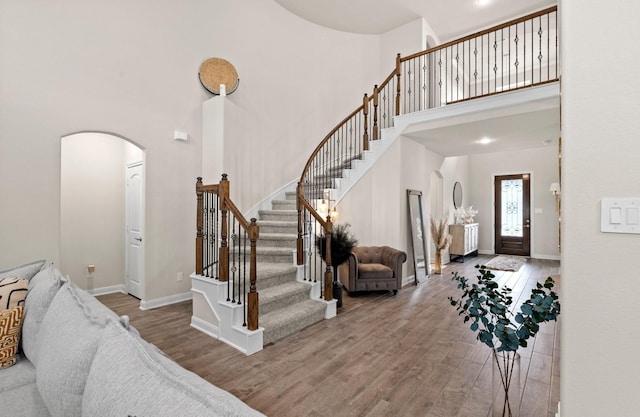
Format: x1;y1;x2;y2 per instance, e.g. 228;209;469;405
449;223;479;262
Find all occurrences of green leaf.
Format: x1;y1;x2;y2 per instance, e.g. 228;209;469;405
516;327;530;340
520;304;533;315
470;322;479;331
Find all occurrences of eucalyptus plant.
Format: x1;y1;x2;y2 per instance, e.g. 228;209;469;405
448;265;560;416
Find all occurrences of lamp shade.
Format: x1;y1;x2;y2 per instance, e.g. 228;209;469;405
549;182;561;194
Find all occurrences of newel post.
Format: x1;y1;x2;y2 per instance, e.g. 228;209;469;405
372;84;379;140
247;218;259;331
219;174;230;282
323;220;333;302
363;93;370;151
196;177;204;276
296;182;304;266
395;53;402;116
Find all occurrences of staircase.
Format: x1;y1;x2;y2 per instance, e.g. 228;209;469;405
256;191;327;345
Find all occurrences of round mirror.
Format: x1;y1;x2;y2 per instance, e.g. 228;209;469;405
453;182;463;209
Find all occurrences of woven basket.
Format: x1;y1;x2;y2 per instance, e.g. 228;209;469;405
198;58;239;95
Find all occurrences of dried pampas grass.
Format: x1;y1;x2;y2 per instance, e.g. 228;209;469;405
430;217;452;251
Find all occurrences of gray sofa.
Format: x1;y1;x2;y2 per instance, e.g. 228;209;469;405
0;263;265;417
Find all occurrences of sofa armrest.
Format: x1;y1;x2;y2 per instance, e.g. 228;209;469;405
381;246;407;281
338;251;358;292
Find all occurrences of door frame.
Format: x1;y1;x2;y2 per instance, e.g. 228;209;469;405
125;161;145;299
492;171;535;256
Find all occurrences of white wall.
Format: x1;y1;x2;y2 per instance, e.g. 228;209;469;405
440;156;471;224
561;1;640;416
337;136;444;279
380;18;424;76
468;146;560;259
60;133;141;291
0;0;382;302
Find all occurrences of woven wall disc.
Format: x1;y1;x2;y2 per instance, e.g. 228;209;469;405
198;58;239;95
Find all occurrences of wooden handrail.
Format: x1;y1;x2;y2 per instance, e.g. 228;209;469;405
401;6;558;62
295;4;559;305
195;174;259;331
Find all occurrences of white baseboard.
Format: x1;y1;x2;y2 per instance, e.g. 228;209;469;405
86;284;125;297
139;291;192;310
531;253;561;261
191;316;219;339
402;276;414;287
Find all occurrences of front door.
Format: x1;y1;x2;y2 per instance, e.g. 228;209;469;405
126;163;143;298
494;174;531;256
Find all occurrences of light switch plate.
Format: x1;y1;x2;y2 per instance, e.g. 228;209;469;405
601;198;640;234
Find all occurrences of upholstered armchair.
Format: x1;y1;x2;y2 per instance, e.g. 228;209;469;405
338;246;407;294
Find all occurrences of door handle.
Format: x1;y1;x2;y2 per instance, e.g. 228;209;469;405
135;237;143;242
524;219;530;228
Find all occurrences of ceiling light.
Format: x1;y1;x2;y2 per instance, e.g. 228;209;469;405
477;137;493;145
476;0;490;5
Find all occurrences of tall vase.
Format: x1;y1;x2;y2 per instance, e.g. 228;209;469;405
434;250;442;274
492;350;521;417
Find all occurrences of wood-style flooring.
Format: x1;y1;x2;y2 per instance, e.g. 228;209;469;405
98;255;560;417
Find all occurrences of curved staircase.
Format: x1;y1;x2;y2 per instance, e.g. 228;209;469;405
256;191;327;345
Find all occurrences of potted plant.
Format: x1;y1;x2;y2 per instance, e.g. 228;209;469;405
317;223;358;307
429;217;452;274
448;265;560;417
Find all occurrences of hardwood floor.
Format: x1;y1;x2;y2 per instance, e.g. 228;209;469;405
98;255;560;417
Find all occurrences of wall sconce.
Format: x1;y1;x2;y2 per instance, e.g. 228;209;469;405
549;182;561;213
317;192;339;222
330;206;339;222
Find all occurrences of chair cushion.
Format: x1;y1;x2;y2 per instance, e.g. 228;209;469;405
355;247;384;264
0;355;36;392
21;266;66;365
0;259;46;282
0;382;51;417
36;282;111;417
82;322;266;417
358;263;393;280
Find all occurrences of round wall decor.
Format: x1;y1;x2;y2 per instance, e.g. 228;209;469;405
198;58;239;95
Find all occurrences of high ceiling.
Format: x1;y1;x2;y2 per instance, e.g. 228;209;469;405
273;0;556;41
272;0;560;156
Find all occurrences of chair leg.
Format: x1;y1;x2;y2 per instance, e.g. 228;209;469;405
392;289;398;295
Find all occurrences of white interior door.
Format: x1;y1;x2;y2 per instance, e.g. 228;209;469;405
126;163;144;298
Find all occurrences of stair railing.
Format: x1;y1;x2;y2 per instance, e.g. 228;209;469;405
296;6;558;290
399;6;558;112
196;174;259;331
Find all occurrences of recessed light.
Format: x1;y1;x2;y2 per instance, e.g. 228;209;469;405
477;137;493;145
476;0;490;5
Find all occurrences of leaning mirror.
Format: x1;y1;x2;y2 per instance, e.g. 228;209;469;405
453;181;463;209
407;189;430;284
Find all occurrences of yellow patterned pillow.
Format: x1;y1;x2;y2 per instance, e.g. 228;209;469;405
0;278;28;310
0;305;24;368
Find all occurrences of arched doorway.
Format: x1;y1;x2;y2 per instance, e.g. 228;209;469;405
60;132;144;298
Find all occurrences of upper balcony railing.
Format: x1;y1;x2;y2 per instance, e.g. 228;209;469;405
399;6;558;112
296;6;559;288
